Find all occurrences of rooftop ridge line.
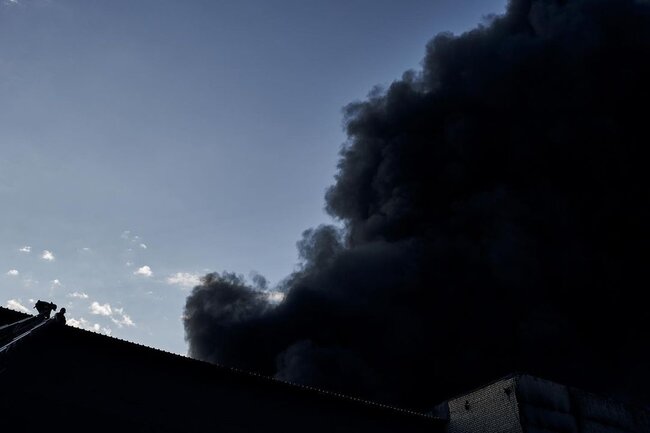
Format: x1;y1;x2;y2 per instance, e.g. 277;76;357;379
0;307;439;421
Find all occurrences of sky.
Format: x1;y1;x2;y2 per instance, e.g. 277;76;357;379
0;0;507;354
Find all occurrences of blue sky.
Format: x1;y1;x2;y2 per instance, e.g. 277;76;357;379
1;0;507;354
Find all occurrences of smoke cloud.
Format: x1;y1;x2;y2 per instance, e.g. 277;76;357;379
184;0;650;410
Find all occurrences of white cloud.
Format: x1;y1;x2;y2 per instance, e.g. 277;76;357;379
51;279;61;286
90;301;112;316
112;307;135;327
139;243;147;249
66;317;83;327
125;261;133;267
18;246;31;253
6;269;19;276
6;299;30;313
67;291;88;299
81;247;91;252
89;302;135;328
266;291;286;303
21;277;37;287
134;265;152;277
41;250;55;261
121;231;144;244
166;272;200;289
111;308;134;327
67;317;112;335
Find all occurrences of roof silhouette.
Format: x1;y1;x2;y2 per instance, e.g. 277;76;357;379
0;306;443;432
3;306;648;433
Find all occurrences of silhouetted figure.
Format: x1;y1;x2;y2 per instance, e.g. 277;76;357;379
34;300;57;318
54;308;66;325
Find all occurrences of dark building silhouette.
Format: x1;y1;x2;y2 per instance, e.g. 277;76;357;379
1;306;648;432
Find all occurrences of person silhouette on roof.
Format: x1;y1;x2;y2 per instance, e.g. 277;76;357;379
54;308;66;325
34;300;57;318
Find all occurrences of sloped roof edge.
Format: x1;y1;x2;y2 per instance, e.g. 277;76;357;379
0;306;442;423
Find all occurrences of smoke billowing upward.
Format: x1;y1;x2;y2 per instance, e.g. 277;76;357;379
184;0;650;410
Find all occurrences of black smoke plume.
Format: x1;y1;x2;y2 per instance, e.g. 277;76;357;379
184;0;650;410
